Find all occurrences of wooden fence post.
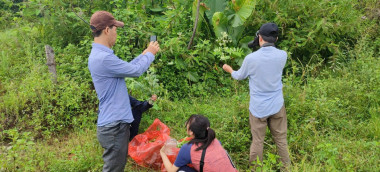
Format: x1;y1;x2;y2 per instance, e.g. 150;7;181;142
45;45;57;84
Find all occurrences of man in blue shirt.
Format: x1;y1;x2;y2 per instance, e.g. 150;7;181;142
88;11;160;172
223;23;290;170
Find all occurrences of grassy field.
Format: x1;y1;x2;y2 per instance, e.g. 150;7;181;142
2;68;379;171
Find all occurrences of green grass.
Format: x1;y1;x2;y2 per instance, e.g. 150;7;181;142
1;79;379;171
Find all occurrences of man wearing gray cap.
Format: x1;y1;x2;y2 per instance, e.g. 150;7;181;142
223;23;290;171
88;11;160;172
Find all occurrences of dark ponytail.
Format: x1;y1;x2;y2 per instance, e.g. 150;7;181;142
186;114;216;151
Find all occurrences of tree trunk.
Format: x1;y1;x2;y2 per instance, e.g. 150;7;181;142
45;45;57;84
188;0;201;50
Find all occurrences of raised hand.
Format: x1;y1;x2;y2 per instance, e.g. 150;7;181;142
143;41;160;55
223;64;233;74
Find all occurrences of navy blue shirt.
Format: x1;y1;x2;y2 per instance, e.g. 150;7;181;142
174;143;193;167
88;43;155;126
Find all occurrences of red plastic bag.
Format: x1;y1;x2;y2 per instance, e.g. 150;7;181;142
129;118;171;170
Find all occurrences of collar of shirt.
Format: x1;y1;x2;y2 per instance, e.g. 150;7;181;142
92;43;114;54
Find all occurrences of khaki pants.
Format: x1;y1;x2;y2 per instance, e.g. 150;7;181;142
249;105;290;170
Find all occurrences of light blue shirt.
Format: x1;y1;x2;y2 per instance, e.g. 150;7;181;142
231;46;287;118
88;43;155;126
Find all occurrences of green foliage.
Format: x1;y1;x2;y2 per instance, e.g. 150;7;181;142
0;0;379;171
252;152;283;172
0;27;98;140
212;12;228;38
1;130;38;171
245;0;367;70
283;34;380;171
1;54;379;170
207;0;255;44
0;129;104;171
46;130;103;172
228;0;256;28
3;0;375;99
126;69;168;101
213;32;245;63
192;0;208;33
204;0;226;23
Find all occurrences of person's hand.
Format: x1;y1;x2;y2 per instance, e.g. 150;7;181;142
223;64;233;74
151;94;157;101
160;144;166;154
148;94;157;105
143;41;160;55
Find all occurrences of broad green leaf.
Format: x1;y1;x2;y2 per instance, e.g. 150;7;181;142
212;12;228;38
230;0;256;27
150;7;165;12
229;25;245;45
229;13;242;28
204;0;227;24
175;58;186;70
187;71;199;82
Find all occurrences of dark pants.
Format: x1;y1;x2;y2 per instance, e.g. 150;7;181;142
97;122;131;172
95;96;152;171
129;95;152;141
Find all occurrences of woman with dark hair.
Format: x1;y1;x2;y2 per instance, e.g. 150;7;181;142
160;114;238;172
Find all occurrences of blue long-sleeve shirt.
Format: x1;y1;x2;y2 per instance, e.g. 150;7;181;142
231;46;287;118
88;43;155;126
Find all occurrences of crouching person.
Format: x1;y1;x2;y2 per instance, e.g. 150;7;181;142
129;94;157;141
160;114;238;172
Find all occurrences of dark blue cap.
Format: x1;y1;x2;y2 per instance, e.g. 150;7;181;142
259;23;279;37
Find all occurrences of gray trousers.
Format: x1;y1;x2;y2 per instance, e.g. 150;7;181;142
97;122;131;172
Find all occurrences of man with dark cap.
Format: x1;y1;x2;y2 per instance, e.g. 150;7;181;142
223;23;290;171
88;11;160;171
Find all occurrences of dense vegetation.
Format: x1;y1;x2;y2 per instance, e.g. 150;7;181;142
0;0;379;171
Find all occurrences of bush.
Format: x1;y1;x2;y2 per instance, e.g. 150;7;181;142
0;27;98;140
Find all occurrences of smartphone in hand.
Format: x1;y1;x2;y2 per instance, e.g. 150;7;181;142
150;35;157;42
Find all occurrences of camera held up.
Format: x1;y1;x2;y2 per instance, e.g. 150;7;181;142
248;30;260;50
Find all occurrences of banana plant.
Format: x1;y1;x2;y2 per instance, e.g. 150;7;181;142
228;0;256;28
206;0;256;45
